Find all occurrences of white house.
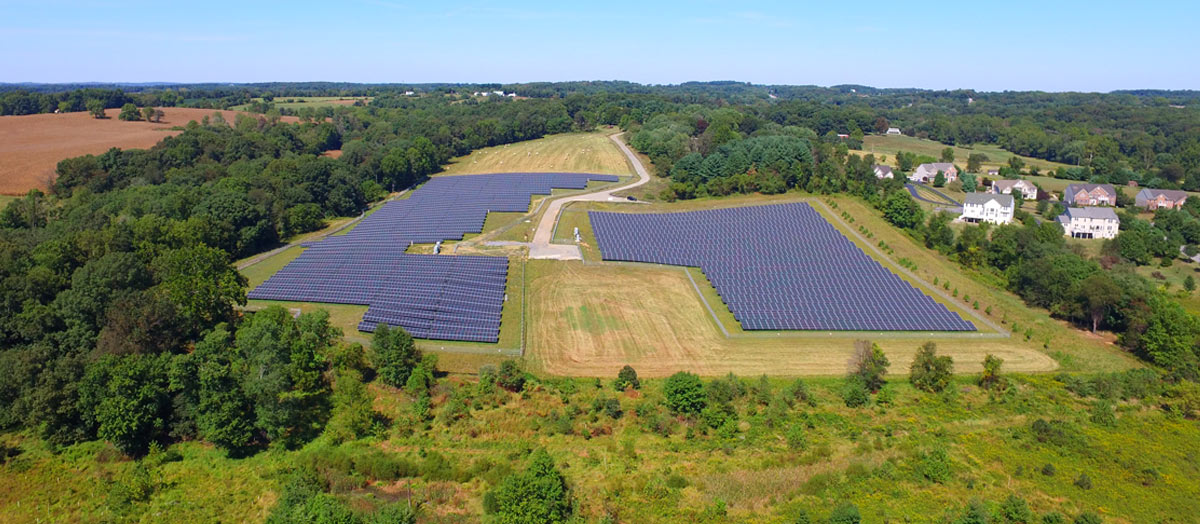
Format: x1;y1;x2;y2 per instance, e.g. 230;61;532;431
990;179;1039;200
1057;206;1119;239
910;163;958;184
961;193;1014;224
886;127;902;135
873;165;894;179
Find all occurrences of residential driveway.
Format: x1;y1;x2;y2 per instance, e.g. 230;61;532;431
527;132;651;260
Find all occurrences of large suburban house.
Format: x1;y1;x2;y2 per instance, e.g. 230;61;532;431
1135;188;1188;210
910;163;958;184
1057;207;1120;239
990;179;1039;200
961;193;1015;224
1063;183;1117;206
873;165;894;179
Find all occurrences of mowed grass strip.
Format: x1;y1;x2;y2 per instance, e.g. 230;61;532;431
437;129;634;176
854;134;1073;172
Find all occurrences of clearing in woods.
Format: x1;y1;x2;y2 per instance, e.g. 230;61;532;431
231;96;371;111
0;108;299;195
437;128;634;176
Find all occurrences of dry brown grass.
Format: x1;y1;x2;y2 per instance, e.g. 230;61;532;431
0;108;298;195
437;128;633;176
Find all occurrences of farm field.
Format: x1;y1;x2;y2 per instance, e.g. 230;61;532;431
437;128;634;176
0;108;298;195
231;96;371;111
854;135;1073;173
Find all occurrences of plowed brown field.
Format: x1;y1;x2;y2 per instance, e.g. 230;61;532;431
0;108;297;195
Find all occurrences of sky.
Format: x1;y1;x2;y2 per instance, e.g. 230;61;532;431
1;0;1198;92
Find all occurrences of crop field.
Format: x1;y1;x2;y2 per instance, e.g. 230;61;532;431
232;96;371;111
0;108;298;195
437;129;634;176
854;135;1073;173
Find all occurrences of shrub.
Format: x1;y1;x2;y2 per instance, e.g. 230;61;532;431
369;504;417;524
785;423;807;450
849;340;890;392
794;509;811;524
1041;463;1056;476
1089;400;1117;427
665;474;689;489
917;447;952;484
842;377;870;408
1074;473;1092;490
980;354;1006;390
662;372;706;414
1073;512;1102;524
602;398;623;419
1000;494;1034;523
614;365;640;390
910;342;954;393
785;378;817;407
497;360;526;392
373;324;418;388
828;502;861;524
1042;512;1066;524
490;449;570;524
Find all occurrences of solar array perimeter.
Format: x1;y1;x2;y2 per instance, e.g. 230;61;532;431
590;202;976;332
249;172;619;342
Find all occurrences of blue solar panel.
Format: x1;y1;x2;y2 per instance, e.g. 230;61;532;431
589;203;975;332
249;172;620;342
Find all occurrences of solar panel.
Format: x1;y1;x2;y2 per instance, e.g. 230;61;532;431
249;172;620;342
589;202;976;332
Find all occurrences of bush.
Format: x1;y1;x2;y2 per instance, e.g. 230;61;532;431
662;372;706;414
917;447;952;484
849;340;890;392
665;473;689;489
910;342;954;393
842;378;870;408
785;378;818;407
828;502;861;524
490;449;570;524
1073;512;1102;524
1000;494;1034;523
1074;473;1092;490
1041;463;1056;476
785;423;807;450
602;398;623;419
497;360;526;392
368;504;417;524
1089;400;1117;427
373;324;418;388
980;354;1006;391
614;365;640;390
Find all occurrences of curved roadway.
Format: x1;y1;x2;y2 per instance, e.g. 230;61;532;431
527;132;651;259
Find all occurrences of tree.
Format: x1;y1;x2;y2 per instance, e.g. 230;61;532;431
933;171;947;187
141;106;158;123
849;341;890;392
152;245;246;336
1008;156;1026;172
980;354;1005;390
828;502;861;524
883;190;924;229
910;342;954;393
491;449;571;524
1078;272;1122;332
57;100;72;114
1139;296;1200;379
966;153;989;173
999;494;1034;523
961;173;978;192
941;147;955;163
1186;275;1196;293
926;212;956;252
118;103;141;121
86;98;105;118
191;326;256;454
663;372;706;414
78;353;171;456
497;359;526;392
372;324;419;388
614;365;640;391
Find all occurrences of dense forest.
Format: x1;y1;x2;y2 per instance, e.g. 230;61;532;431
2;83;1200;523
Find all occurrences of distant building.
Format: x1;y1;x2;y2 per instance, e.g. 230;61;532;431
986;168;1000;177
961;193;1015;224
404;91;415;96
1057;207;1119;239
837;133;850;139
1135;188;1188;210
910;163;958;184
990;179;1039;200
886;127;902;135
873;165;894;179
1063;183;1117;207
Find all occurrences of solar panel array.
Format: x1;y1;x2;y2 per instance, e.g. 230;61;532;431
589;203;976;332
249;172;620;342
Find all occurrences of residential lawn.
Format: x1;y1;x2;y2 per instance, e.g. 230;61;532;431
855;135;1073;173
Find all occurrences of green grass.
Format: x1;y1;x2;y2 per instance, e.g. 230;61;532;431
856;135;1073;173
437;128;633;176
4;372;1194;523
0;194;16;207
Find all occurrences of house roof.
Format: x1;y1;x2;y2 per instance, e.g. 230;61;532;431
873;165;893;175
964;193;1013;207
917;162;956;172
1063;206;1118;220
991;179;1032;190
1138;188;1189;201
1064;183;1116;196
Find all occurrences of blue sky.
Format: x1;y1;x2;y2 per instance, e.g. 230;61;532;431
1;0;1197;91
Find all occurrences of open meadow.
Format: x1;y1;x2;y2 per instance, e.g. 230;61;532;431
437;128;634;176
232;96;371;111
854;135;1073;173
0;108;298;195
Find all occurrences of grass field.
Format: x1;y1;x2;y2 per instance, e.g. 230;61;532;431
854;135;1073;173
231;96;371;111
437;128;634;176
525;192;1139;377
0;194;16;208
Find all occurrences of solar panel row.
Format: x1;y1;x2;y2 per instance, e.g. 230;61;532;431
248;172;620;342
589;202;976;332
